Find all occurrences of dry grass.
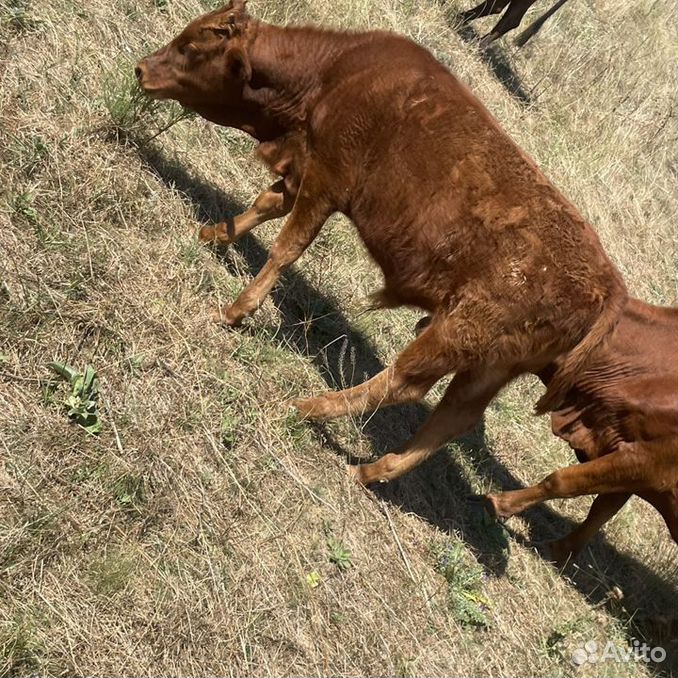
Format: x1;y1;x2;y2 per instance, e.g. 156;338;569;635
0;0;676;675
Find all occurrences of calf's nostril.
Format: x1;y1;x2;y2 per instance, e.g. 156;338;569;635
134;65;143;81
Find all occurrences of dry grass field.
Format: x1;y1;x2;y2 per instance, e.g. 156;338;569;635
0;0;676;675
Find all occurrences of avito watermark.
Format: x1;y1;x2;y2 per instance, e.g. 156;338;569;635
571;639;666;666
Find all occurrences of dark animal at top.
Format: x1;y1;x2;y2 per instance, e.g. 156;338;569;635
135;1;627;487
471;298;678;565
459;0;571;48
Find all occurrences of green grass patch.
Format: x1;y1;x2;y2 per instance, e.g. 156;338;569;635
433;540;491;628
0;616;45;676
89;550;136;596
102;60;193;143
47;362;102;434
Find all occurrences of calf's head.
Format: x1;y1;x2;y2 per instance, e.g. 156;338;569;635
135;1;252;109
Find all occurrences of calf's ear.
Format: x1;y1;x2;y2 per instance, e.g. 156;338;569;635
208;1;249;37
225;45;252;81
222;0;250;29
230;0;248;13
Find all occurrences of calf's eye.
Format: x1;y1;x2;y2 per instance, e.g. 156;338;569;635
180;43;198;57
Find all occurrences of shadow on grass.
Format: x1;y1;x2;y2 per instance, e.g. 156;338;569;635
455;22;533;106
137;143;676;675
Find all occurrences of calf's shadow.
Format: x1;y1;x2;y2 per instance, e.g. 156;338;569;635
138;144;677;676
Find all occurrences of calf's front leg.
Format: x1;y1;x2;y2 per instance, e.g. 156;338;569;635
546;493;630;566
481;447;649;521
213;179;332;327
475;446;656;562
199;179;295;246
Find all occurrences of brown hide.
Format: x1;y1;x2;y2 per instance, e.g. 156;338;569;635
483;299;677;562
547;299;677;470
136;4;631;502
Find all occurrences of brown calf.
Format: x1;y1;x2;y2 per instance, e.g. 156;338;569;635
136;2;626;485
474;298;678;565
459;0;571;48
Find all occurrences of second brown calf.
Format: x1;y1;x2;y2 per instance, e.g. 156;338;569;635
472;298;678;564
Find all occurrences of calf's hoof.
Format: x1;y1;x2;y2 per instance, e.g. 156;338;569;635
346;464;366;485
199;223;231;246
478;33;497;49
289;396;333;421
346;462;389;486
541;539;576;570
467;493;504;521
211;305;243;328
198;224;217;242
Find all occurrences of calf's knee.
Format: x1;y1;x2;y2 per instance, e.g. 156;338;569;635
540;472;568;498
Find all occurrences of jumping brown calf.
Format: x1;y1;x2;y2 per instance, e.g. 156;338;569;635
474;298;678;565
136;2;626;485
459;0;571;48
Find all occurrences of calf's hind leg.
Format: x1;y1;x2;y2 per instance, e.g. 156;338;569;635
199;179;295;246
292;317;458;421
347;367;510;485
